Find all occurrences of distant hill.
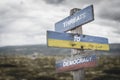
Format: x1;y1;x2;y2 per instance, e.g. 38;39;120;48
106;43;120;55
0;43;120;56
0;45;71;56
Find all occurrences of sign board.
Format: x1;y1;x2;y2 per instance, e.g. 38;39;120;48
47;31;109;51
55;5;94;32
56;54;97;73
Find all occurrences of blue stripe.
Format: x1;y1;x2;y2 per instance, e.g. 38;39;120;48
47;31;73;41
47;31;108;44
80;35;108;43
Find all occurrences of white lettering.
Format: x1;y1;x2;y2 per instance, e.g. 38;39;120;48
63;13;86;28
74;35;81;42
63;55;95;67
63;61;68;67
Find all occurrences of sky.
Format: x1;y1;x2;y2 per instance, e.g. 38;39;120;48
0;0;120;47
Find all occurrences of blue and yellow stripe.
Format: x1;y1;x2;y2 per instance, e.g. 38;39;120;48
47;31;109;51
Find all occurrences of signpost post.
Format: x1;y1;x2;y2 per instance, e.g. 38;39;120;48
46;5;110;80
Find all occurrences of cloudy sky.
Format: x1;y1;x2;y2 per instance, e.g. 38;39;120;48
0;0;120;47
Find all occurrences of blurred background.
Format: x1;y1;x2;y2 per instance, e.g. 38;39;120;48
0;0;120;80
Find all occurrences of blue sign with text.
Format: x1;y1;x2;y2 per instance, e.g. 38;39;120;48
47;31;108;44
56;54;97;72
55;5;94;32
47;31;109;51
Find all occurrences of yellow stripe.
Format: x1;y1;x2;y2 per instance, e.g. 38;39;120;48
48;39;109;51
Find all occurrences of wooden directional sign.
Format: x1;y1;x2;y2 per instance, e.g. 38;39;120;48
47;31;109;51
56;54;97;73
55;5;94;32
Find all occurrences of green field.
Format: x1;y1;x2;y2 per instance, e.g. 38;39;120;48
0;55;119;80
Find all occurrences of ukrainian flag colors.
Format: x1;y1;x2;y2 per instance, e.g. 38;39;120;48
47;31;109;51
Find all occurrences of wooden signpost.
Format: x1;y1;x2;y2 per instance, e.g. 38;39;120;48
70;8;84;80
46;5;110;80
